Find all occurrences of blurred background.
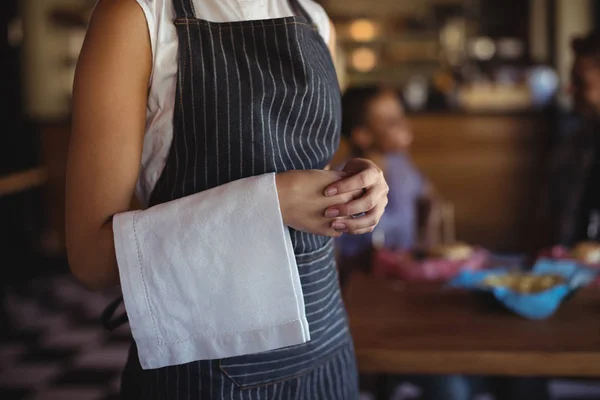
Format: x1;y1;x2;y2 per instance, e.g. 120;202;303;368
2;0;600;399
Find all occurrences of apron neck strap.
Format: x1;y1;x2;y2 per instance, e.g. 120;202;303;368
173;0;196;19
173;0;314;26
289;0;315;26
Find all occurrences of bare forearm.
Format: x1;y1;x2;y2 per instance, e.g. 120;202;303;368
67;221;120;291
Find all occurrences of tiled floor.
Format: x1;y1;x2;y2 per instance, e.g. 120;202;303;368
0;275;130;400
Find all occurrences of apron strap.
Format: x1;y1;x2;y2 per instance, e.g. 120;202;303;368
289;0;315;27
101;296;129;331
173;0;197;19
174;0;314;26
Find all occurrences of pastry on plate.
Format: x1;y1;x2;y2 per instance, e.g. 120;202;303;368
429;242;474;261
571;241;600;264
482;273;565;294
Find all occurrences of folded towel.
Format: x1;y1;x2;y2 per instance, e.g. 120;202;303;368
113;173;309;369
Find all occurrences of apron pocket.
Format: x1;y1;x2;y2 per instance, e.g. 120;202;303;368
220;240;347;389
219;337;345;389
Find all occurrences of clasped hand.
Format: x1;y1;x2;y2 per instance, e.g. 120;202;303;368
276;158;389;237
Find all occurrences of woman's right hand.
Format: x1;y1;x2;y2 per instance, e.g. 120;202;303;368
276;170;361;237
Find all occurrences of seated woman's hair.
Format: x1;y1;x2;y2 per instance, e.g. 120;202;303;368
341;86;384;139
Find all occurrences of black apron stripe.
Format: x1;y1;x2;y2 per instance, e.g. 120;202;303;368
183;22;198;194
180;23;191;198
172;0;193;19
260;20;277;175
285;21;302;171
220;26;233;183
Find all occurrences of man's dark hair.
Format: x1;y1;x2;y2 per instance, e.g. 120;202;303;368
572;30;600;60
341;86;383;139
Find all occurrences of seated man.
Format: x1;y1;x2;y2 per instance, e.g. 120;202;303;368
543;30;600;247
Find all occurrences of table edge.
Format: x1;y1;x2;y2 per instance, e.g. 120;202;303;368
356;349;600;377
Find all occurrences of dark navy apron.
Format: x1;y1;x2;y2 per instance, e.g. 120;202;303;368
105;0;358;398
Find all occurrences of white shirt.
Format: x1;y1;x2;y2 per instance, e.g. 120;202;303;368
134;0;331;204
113;0;334;369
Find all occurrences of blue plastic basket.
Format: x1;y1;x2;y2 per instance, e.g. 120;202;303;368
447;259;598;319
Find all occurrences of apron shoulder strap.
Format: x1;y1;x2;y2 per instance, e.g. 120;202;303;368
174;0;315;26
289;0;315;26
173;0;196;19
101;296;129;331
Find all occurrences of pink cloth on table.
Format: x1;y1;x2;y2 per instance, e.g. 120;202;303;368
371;248;490;282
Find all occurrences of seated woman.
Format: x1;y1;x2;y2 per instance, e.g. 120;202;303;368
336;86;440;268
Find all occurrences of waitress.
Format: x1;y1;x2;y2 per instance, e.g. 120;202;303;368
66;0;388;398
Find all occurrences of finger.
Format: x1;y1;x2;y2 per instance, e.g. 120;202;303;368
348;226;377;235
323;190;365;217
318;170;347;188
324;168;380;196
331;205;384;233
326;229;345;238
296;219;345;238
353;188;366;200
318;224;346;238
325;187;386;217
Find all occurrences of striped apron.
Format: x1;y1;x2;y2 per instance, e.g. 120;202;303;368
117;0;359;398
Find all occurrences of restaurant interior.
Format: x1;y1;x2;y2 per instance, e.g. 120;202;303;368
2;0;600;399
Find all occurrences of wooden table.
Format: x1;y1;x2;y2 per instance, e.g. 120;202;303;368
345;274;600;377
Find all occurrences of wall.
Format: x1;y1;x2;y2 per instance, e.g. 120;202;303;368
322;0;431;18
529;0;549;64
21;0;84;120
409;114;547;252
332;114;549;252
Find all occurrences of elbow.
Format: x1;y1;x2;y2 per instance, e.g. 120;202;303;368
65;217;120;291
66;244;115;292
68;256;105;292
70;272;106;293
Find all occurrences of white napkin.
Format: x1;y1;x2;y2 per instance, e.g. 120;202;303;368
113;173;310;369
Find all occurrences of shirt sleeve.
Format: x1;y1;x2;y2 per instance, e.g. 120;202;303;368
407;160;427;198
299;0;332;45
134;0;157;83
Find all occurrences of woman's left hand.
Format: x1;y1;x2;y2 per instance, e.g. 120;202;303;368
323;158;389;234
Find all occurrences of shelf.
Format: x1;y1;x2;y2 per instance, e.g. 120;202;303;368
347;63;440;86
0;168;47;197
338;34;439;46
49;8;90;29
